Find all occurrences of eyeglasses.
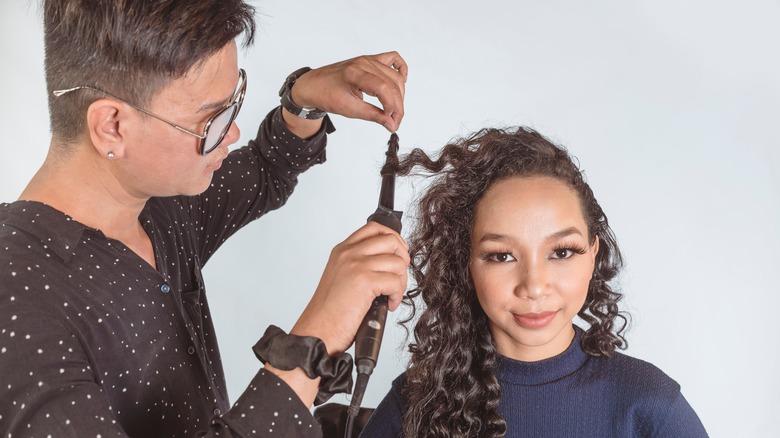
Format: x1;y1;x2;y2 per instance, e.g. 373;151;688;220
53;68;247;156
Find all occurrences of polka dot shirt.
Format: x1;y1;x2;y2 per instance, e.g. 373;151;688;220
0;108;333;437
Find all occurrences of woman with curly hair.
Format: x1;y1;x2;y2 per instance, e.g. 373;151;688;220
360;127;707;437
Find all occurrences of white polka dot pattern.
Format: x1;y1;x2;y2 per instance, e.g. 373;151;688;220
0;108;330;437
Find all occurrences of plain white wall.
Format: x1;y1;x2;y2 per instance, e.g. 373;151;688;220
2;1;779;436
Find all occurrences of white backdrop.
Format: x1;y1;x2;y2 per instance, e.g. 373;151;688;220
2;1;779;437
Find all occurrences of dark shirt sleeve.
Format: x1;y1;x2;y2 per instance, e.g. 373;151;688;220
183;108;333;436
186;109;332;436
188;106;334;264
214;370;322;437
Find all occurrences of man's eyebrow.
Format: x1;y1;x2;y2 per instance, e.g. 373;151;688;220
197;72;241;113
197;99;229;113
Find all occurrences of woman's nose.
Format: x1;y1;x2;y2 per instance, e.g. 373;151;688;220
515;258;549;300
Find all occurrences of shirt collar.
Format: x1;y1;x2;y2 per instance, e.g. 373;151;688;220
0;200;91;264
496;325;590;386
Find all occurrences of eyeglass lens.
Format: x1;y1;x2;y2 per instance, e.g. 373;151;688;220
202;104;239;155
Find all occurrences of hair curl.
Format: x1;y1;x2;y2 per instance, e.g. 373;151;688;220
395;127;628;437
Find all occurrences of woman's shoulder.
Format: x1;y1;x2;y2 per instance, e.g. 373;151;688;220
358;372;409;437
582;352;708;436
585;350;682;399
389;372;409;399
382;371;417;414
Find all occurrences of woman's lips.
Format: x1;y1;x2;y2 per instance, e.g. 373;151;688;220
513;311;557;329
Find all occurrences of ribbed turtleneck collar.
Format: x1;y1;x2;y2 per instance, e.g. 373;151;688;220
496;325;590;386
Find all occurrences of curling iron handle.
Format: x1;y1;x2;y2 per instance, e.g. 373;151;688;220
354;295;389;375
353;206;402;375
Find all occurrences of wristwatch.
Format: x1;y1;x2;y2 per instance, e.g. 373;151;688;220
279;67;327;119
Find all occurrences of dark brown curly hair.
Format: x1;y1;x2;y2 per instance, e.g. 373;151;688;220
395;127;628;437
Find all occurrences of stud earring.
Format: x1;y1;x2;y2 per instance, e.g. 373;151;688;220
107;152;115;159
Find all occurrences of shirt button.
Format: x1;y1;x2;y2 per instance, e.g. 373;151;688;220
213;408;222;416
187;346;196;355
160;283;171;293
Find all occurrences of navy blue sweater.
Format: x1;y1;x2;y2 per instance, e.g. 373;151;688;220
361;328;708;437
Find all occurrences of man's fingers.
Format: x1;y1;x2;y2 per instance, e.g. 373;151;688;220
342;221;408;250
345;55;406;131
371;51;409;82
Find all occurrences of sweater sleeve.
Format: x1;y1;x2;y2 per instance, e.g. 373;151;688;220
654;391;709;438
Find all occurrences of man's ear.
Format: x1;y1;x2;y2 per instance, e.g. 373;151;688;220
86;98;127;159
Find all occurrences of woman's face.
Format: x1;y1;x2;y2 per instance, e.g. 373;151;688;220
469;176;598;362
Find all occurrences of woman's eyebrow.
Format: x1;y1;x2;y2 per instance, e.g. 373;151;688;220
477;227;583;245
476;233;512;244
545;226;583;242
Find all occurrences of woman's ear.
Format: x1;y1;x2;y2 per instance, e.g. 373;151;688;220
590;235;600;266
86;98;127;159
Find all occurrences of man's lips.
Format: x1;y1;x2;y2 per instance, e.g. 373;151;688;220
513;311;557;329
206;149;229;172
206;159;223;172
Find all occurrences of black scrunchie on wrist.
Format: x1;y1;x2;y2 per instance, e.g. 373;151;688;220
253;325;354;405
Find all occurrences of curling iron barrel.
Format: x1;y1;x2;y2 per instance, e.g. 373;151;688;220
354;133;402;376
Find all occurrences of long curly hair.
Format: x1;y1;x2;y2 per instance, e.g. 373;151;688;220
395;127;628;437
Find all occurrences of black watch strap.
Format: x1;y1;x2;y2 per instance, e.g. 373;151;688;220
279;67;327;120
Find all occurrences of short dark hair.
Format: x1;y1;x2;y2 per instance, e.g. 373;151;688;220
43;0;256;145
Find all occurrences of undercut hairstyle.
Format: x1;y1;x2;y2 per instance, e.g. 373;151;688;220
395;127;629;437
42;0;256;146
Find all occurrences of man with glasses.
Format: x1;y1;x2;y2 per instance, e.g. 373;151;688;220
0;1;408;437
51;67;249;157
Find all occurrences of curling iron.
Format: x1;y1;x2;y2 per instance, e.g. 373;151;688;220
345;133;402;437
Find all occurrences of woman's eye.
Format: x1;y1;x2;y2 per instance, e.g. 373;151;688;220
485;253;516;262
552;248;574;259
